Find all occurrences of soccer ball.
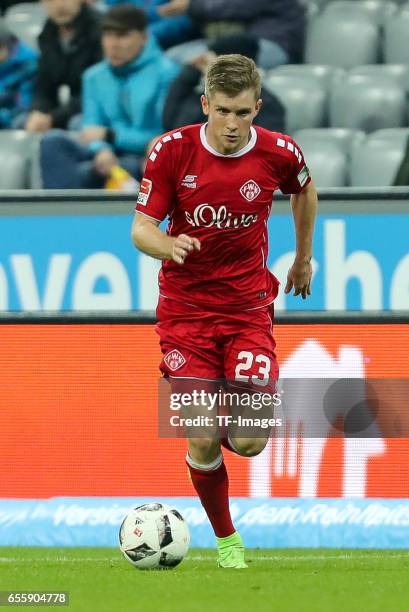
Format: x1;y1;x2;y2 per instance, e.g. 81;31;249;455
119;503;190;569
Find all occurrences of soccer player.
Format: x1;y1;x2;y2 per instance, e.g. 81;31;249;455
131;54;317;568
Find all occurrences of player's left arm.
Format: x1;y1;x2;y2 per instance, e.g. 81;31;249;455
285;179;318;300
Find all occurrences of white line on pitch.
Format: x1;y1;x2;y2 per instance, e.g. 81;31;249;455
1;553;409;563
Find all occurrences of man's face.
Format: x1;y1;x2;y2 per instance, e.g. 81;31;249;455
201;89;262;155
42;0;83;26
102;30;146;67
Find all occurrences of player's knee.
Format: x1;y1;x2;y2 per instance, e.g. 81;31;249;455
231;437;268;457
189;437;220;463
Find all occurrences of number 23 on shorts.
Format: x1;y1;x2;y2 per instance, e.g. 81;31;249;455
234;351;272;387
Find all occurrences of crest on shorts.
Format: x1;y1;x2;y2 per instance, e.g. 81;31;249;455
240;180;261;202
164;349;186;371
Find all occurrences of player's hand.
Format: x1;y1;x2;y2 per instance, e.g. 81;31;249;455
284;258;312;299
171;234;201;265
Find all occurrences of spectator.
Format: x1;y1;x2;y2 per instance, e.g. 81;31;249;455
0;21;37;128
105;0;197;49
159;0;306;69
40;4;180;188
163;34;286;133
25;0;102;133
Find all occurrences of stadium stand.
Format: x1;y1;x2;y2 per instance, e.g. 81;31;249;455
0;129;40;188
267;64;345;89
350;127;409;186
305;12;379;67
264;73;326;133
294;139;348;187
384;7;409;63
322;1;398;25
294;127;365;156
349;64;409;90
1;0;409;188
293;127;365;186
4;2;46;50
329;74;406;131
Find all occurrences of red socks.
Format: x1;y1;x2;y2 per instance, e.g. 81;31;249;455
186;455;235;538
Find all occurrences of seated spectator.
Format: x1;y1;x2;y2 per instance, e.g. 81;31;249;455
40;5;180;188
105;0;198;49
25;0;102;133
159;0;306;69
163;34;286;133
0;21;37;128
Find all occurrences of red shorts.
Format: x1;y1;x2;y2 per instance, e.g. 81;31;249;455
156;296;279;391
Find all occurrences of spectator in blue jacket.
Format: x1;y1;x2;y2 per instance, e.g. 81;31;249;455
159;0;306;68
0;22;37;128
40;4;180;188
105;0;197;49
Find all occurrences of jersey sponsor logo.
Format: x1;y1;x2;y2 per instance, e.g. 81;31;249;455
181;175;197;189
136;178;152;206
240;180;261;202
185;204;258;230
164;349;186;371
297;165;310;187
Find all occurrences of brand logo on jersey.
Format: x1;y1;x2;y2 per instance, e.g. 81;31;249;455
137;178;152;206
240;180;261;202
185;204;258;230
181;175;197;189
164;349;186;371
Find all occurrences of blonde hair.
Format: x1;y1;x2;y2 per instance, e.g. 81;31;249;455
205;54;262;100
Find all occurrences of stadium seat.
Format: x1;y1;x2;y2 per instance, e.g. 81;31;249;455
322;1;398;24
384;9;409;63
305;1;320;20
263;74;327;133
349;65;409;91
305;12;379;67
0;131;41;189
329;75;406;132
293;127;365;155
350;129;409;186
293;128;366;187
293;140;348;188
267;65;345;89
4;3;46;50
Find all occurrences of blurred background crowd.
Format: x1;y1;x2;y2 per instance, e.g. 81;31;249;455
0;0;409;190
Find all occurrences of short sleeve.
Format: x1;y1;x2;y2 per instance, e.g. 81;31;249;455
135;138;176;222
277;136;311;195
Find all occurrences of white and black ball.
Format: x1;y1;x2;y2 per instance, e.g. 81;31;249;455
119;503;190;570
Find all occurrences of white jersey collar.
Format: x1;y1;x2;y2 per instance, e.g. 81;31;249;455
200;123;257;158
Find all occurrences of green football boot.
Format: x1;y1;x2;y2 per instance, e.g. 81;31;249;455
216;531;248;569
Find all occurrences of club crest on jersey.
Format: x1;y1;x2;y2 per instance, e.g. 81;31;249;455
164;349;186;371
137;178;152;206
240;180;261;202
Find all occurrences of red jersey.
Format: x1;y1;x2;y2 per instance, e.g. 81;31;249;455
135;124;311;312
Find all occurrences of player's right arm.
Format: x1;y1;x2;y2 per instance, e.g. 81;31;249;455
131;131;201;264
131;214;200;265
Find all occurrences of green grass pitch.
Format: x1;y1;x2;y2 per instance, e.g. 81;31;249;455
1;548;409;612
